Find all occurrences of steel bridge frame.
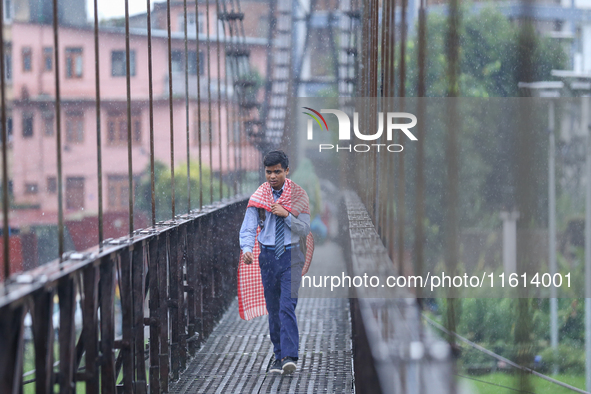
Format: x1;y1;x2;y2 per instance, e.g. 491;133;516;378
0;198;247;394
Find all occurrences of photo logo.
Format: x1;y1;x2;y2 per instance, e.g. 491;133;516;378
302;107;329;136
303;108;417;153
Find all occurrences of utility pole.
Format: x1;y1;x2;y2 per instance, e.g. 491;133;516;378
518;81;563;375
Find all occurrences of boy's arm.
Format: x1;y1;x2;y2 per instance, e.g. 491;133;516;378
239;207;258;253
284;212;311;238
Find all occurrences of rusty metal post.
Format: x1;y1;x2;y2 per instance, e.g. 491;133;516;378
132;243;147;393
58;277;77;394
148;237;161;394
119;249;135;393
178;226;189;370
100;257;116;393
158;234;170;392
444;0;461;391
169;228;181;379
32;290;55;394
0;305;25;393
194;220;204;346
514;3;536;392
186;221;199;356
82;266;99;394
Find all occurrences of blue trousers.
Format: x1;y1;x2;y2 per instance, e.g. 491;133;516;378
258;246;304;361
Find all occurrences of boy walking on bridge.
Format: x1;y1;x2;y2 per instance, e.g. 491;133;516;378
238;150;313;374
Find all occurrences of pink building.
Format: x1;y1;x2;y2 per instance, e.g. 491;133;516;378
10;20;265;219
139;0;270;39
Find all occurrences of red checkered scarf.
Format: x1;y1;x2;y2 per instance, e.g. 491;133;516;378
238;178;315;320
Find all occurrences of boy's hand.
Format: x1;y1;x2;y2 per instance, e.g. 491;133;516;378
243;252;254;264
271;203;289;218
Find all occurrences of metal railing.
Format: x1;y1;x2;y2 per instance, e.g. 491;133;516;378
347;0;548;392
342;191;453;394
0;198;246;393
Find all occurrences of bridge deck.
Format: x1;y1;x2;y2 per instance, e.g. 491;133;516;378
168;296;354;394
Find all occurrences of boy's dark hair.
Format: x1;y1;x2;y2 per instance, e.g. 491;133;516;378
263;150;289;169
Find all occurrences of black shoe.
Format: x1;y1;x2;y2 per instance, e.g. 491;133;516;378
282;357;297;374
269;359;282;373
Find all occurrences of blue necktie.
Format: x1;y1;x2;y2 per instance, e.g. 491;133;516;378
274;189;284;258
275;216;285;258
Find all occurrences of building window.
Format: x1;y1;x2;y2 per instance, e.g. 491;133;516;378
204;121;215;143
43;47;52;71
133;117;141;142
46;176;56;193
66;177;84;210
257;15;269;38
22;47;32;72
6;116;12;142
3;0;12;22
65;111;83;143
193;110;216;145
188;51;204;75
108;175;130;210
178;12;196;33
22;112;33;138
111;50;136;77
309;28;332;77
198;12;205;34
24;183;38;194
43;112;54;136
65;47;83;79
5;51;11;81
107;112;141;145
171;50;183;73
1;116;13;143
193;119;215;146
232;121;241;143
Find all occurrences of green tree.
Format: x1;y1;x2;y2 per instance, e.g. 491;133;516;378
405;6;566;97
291;158;322;218
402;8;566;267
403;8;572;382
135;160;230;222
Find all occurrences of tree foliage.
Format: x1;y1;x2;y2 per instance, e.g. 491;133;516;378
135;160;230;222
405;6;567;97
401;8;567;269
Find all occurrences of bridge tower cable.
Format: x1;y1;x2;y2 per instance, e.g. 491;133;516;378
52;0;64;263
256;0;360;160
184;0;191;212
125;0;134;233
206;0;214;204
216;0;224;200
414;0;427;300
0;0;8;281
220;0;262;190
166;0;176;220
195;0;203;209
